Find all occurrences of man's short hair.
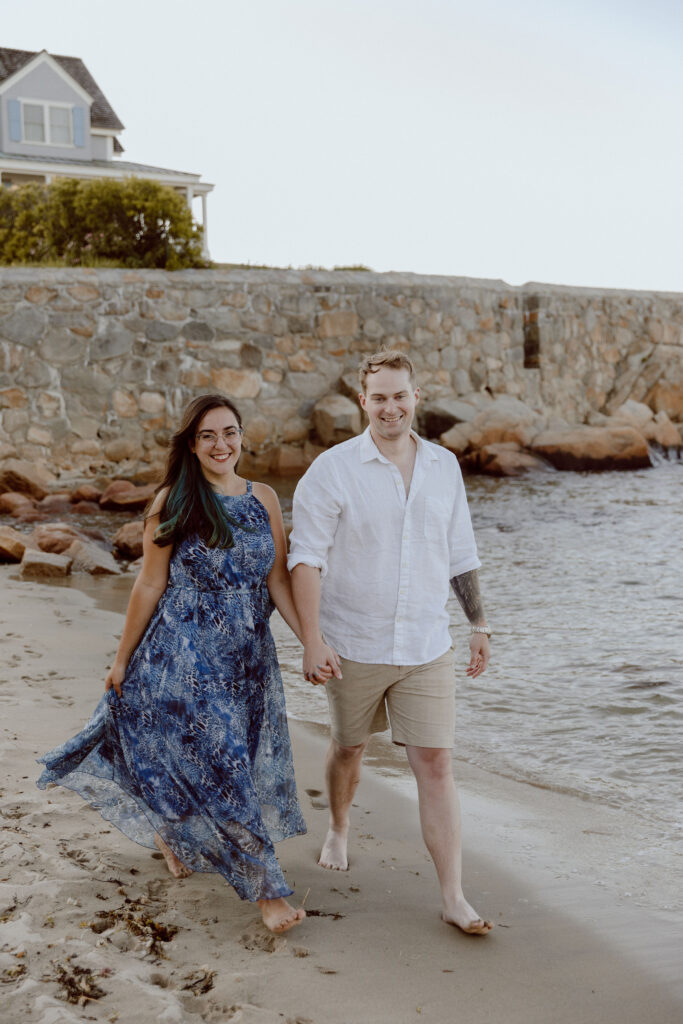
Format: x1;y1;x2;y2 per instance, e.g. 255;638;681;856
358;349;417;393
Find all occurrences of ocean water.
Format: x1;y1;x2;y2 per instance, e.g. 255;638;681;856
13;460;680;849
276;462;683;846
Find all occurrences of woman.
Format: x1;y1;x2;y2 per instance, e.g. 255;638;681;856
38;394;335;933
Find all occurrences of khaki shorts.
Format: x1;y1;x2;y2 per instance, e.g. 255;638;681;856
325;648;455;749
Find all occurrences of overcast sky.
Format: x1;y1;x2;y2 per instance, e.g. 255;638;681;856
5;0;683;290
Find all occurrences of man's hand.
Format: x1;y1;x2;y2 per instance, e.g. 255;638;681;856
303;639;343;685
466;633;490;678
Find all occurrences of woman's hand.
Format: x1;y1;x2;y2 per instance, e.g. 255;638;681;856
303;639;342;685
105;661;126;698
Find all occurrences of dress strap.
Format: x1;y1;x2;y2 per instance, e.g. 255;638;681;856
245;480;253;494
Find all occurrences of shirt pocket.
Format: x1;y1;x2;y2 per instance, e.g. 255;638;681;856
423;497;450;545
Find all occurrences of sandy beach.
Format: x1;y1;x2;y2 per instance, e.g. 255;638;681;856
1;566;682;1024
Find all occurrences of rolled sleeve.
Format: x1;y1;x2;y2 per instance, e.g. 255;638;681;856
287;463;342;578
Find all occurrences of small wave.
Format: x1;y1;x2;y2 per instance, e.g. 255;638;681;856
647;443;683;467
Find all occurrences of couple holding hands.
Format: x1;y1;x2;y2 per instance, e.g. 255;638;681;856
38;349;492;937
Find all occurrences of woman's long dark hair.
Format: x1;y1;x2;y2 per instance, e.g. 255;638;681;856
152;394;248;549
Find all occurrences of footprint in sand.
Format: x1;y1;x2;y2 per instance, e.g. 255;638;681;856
305;788;329;810
240;927;287;954
58;844;98;871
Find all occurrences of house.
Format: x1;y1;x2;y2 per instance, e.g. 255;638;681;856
0;47;213;257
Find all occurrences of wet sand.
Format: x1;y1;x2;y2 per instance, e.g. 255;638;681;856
1;566;682;1024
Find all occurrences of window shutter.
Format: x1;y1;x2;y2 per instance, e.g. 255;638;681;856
8;99;22;142
72;106;85;147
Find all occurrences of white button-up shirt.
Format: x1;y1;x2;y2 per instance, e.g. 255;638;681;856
287;427;481;665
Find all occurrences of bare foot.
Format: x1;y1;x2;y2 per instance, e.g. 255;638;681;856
154;834;193;879
258;898;306;933
318;826;349;871
442;895;493;936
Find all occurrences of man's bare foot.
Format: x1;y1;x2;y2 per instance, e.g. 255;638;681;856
154;834;193;879
258;898;306;934
318;826;349;871
442;895;493;935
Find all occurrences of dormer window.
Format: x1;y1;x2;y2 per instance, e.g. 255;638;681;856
21;101;73;145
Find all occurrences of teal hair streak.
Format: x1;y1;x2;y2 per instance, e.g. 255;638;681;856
153;458;254;549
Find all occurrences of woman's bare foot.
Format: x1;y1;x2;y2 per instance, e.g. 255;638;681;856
318;826;349;871
258;898;306;933
154;834;193;879
442;895;493;935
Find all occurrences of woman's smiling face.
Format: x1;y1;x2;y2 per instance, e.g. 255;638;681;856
189;405;243;484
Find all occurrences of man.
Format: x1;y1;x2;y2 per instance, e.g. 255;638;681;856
288;350;492;935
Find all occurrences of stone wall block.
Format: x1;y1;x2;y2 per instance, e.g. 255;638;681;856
25;285;58;305
316;311;360;339
0;307;47;346
241;344;263;368
222;291;248;309
112;389;139;418
182;320;215;342
67;284;100;303
210;367;262;399
145;321;180;342
90;323;134;361
39;327;84;365
0;388;29;409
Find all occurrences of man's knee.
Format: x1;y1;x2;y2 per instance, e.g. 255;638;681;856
331;739;366;764
407;746;453;783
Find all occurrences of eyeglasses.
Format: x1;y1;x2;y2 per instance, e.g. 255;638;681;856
195;428;243;446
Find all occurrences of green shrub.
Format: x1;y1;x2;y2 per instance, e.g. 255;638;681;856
0;177;205;269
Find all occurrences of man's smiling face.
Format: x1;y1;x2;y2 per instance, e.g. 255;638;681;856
359;366;419;442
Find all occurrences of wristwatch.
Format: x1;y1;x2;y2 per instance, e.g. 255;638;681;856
470;625;492;637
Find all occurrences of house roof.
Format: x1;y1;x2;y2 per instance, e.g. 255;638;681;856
0;47;124;131
0;151;213;191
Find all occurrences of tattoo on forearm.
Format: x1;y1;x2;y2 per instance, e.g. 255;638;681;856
450;569;486;625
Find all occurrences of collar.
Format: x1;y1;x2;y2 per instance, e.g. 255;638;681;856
359;425;438;464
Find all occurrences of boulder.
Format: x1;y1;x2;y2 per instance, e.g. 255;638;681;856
0;458;56;499
100;483;156;512
461;443;554;477
11;509;45;524
29;522;83;554
38;493;72;515
98;480;135;506
0;491;36;515
645;382;683;422
65;539;121;575
611;400;654;431
270;442;323;477
0;525;35;562
642;411;682;448
466;397;544;449
439;423;473;457
420;398;478;439
530;426;650;471
71;500;101;514
70;483;103;503
313;394;361;445
20;548;72;578
113;520;145;560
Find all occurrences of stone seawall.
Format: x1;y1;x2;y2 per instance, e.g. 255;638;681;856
0;267;682;483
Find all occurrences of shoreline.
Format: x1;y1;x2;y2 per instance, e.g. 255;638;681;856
1;569;682;1023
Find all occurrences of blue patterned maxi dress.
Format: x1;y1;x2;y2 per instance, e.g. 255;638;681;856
37;483;306;902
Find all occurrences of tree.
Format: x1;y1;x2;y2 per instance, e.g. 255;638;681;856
0;177;205;269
